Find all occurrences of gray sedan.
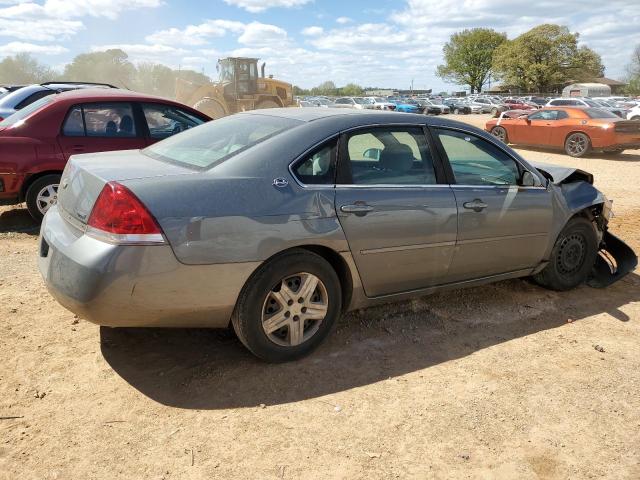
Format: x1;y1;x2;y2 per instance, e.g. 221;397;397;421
38;109;637;362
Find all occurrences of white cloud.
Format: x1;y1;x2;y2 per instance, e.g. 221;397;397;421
336;16;352;24
0;41;67;55
91;44;187;55
238;22;288;45
146;20;245;46
0;17;84;41
223;0;312;13
301;26;323;36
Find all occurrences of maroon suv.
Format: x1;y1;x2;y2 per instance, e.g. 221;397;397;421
0;88;210;219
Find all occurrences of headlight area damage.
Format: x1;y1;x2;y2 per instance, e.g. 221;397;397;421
532;161;638;288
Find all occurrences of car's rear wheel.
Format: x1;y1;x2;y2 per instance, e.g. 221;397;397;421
25;174;61;221
565;132;591;157
603;148;624;156
491;126;508;143
453;108;460;114
532;217;598;291
232;249;342;362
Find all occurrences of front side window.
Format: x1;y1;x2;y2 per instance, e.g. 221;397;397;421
83;103;137;137
142;103;206;139
342;127;437;185
292;141;336;185
62;106;85;136
143;114;301;170
435;129;520;186
528;110;559;120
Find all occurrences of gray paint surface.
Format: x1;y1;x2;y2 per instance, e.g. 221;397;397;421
40;108;623;328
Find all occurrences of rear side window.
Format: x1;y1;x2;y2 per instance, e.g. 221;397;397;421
62;103;137;137
141;103;206;139
584;108;619;119
292;141;336;185
342;127;437;185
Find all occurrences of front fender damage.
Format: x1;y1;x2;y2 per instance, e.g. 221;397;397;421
588;231;638;288
532;161;637;288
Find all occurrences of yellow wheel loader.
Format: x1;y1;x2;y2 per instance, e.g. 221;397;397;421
175;57;294;119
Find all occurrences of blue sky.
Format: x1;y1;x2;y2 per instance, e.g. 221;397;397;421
1;0;639;91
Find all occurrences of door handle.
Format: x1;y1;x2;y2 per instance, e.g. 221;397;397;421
463;199;488;212
340;203;374;215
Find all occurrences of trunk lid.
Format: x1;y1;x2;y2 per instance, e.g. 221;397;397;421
57;149;197;224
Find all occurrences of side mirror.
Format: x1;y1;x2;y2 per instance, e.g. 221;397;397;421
520;171;538;187
363;148;381;160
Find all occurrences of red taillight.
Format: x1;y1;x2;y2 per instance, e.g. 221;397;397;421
88;181;162;236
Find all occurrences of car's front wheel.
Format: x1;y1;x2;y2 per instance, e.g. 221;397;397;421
26;174;61;221
232;249;342;362
532;217;598;291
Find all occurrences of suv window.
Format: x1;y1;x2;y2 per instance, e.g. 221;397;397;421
342;127;436;185
292;140;336;185
435;129;520;186
15;90;55;110
141;103;205;139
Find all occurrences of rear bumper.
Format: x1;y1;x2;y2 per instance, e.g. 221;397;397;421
38;205;260;328
0;172;24;203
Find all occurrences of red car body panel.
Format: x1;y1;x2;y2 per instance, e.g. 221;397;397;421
0;89;209;205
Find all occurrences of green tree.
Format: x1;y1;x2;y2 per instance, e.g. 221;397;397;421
492;24;604;93
311;80;337;96
63;49;136;88
0;53;58;84
436;28;507;94
339;83;364;96
625;44;640;95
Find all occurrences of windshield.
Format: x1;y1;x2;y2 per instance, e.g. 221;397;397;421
374;97;386;102
143;114;302;170
0;96;54;127
584;108;619;119
218;61;234;82
354;98;368;105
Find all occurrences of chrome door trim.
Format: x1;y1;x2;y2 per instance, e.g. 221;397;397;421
361;240;457;255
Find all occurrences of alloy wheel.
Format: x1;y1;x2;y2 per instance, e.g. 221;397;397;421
35;184;59;215
567;134;588;156
261;272;329;347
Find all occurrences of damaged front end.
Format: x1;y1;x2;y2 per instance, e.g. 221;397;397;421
532;161;638;288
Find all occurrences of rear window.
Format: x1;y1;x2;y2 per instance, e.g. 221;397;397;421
584;108;619;119
0;96;54;127
142;114;301;170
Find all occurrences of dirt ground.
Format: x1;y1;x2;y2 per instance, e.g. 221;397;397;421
1;114;639;479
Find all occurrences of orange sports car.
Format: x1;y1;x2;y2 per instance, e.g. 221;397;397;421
485;106;640;157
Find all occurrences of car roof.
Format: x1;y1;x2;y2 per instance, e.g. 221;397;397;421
49;88;177;104
239;107;467;128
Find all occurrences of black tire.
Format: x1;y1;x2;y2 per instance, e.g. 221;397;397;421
25;174;61;221
631;116;640;121
564;132;591;158
231;249;342;362
491;126;508;144
193;98;226;120
491;107;498;117
602;149;624;156
256;99;281;109
533;217;598;291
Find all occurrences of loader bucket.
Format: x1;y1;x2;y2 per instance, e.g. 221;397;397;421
587;231;638;288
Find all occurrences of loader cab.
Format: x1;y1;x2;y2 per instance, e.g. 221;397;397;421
217;57;259;99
